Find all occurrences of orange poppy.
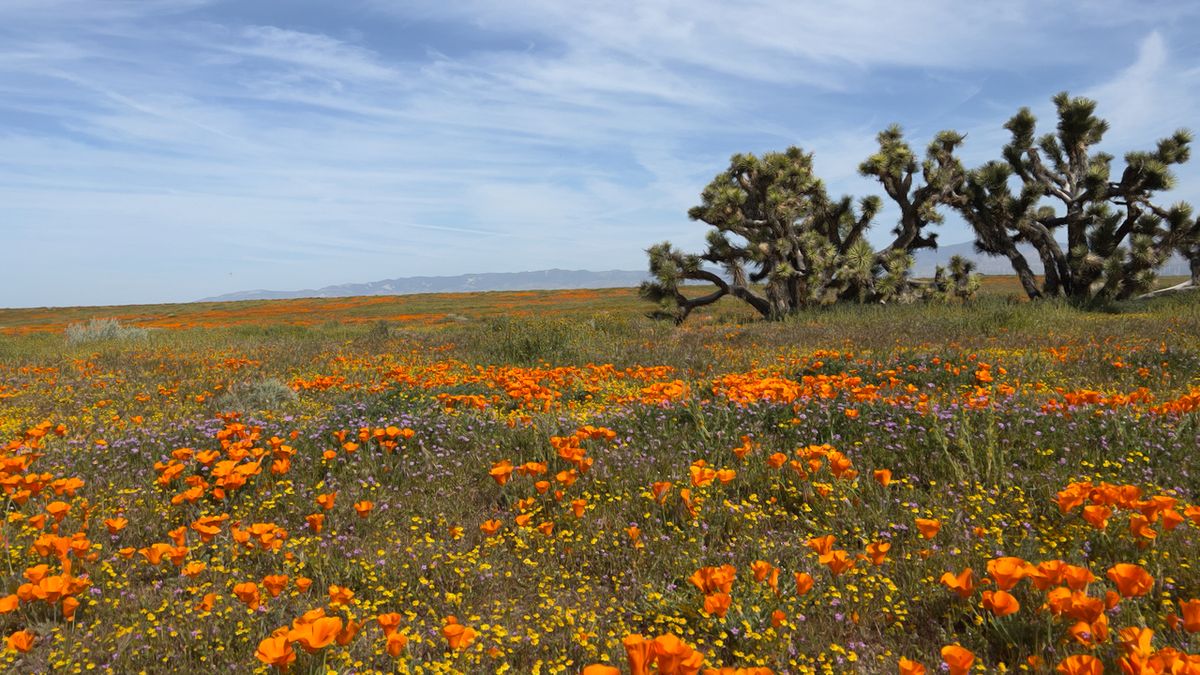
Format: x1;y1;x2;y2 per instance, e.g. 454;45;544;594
898;657;926;675
233;582;260;609
442;617;477;650
689;565;736;595
806;535;835;556
819;550;855;577
981;590;1020;617
873;469;892;486
794;572;814;596
1106;564;1154;597
291;616;343;653
941;645;975;675
583;666;620;675
703;592;731;618
385;631;408;657
1178;598;1200;633
377;612;402;636
6;629;34;653
262;575;289;598
353;501;374;518
489;460;514;486
315;493;336;511
651;633;704;675
639;480;670;505
986;557;1031;591
865;541;890;565
914;518;941;539
327;585;354;606
255;634;296;670
939;568;975;598
626;526;644;549
624;634;653;675
480;519;502;536
1056;654;1102;675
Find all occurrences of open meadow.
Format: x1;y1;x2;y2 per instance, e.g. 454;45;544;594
1;283;1200;674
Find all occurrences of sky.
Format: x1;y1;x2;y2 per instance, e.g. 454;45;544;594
2;1;1199;308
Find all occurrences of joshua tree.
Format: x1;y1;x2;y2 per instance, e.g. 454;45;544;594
641;138;961;323
643;92;1196;322
932;255;982;302
640;148;887;322
957;92;1198;301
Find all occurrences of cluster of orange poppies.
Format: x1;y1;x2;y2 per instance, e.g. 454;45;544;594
0;422;89;653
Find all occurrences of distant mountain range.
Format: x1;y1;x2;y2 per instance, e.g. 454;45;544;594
200;269;651;302
201;243;1192;302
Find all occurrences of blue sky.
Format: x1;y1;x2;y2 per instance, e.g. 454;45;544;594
2;0;1199;307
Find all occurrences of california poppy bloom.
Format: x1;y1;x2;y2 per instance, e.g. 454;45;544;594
6;629;34;653
651;482;672;503
233;582;261;609
315;493;336;511
794;572;814;596
262;575;289;598
689;565;736;595
327;585;354;606
651;633;704;675
1181;598;1200;633
981;589;1020;617
1106;563;1154;597
291;616;343;653
582;666;620;675
806;535;835;556
703;592;731;618
489;460;514;486
624;634;653;675
914;518;941;539
377;612;402;636
941;645;975;675
1056;654;1102;675
940;568;975;598
985;557;1031;591
626;526;644;549
898;657;926;675
385;631;408;657
480;519;502;536
353;500;374;518
442;617;477;650
873;469;892;486
255;634;296;670
865;541;890;565
819;550;854;577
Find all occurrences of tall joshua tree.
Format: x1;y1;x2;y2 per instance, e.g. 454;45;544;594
640;137;969;323
958;92;1198;301
640;147;885;322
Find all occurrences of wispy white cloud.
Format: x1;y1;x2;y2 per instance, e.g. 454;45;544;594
0;1;1198;306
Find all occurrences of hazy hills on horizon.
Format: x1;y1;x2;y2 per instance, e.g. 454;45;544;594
201;242;1192;302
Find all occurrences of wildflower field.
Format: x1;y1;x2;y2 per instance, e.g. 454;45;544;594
1;285;1199;674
